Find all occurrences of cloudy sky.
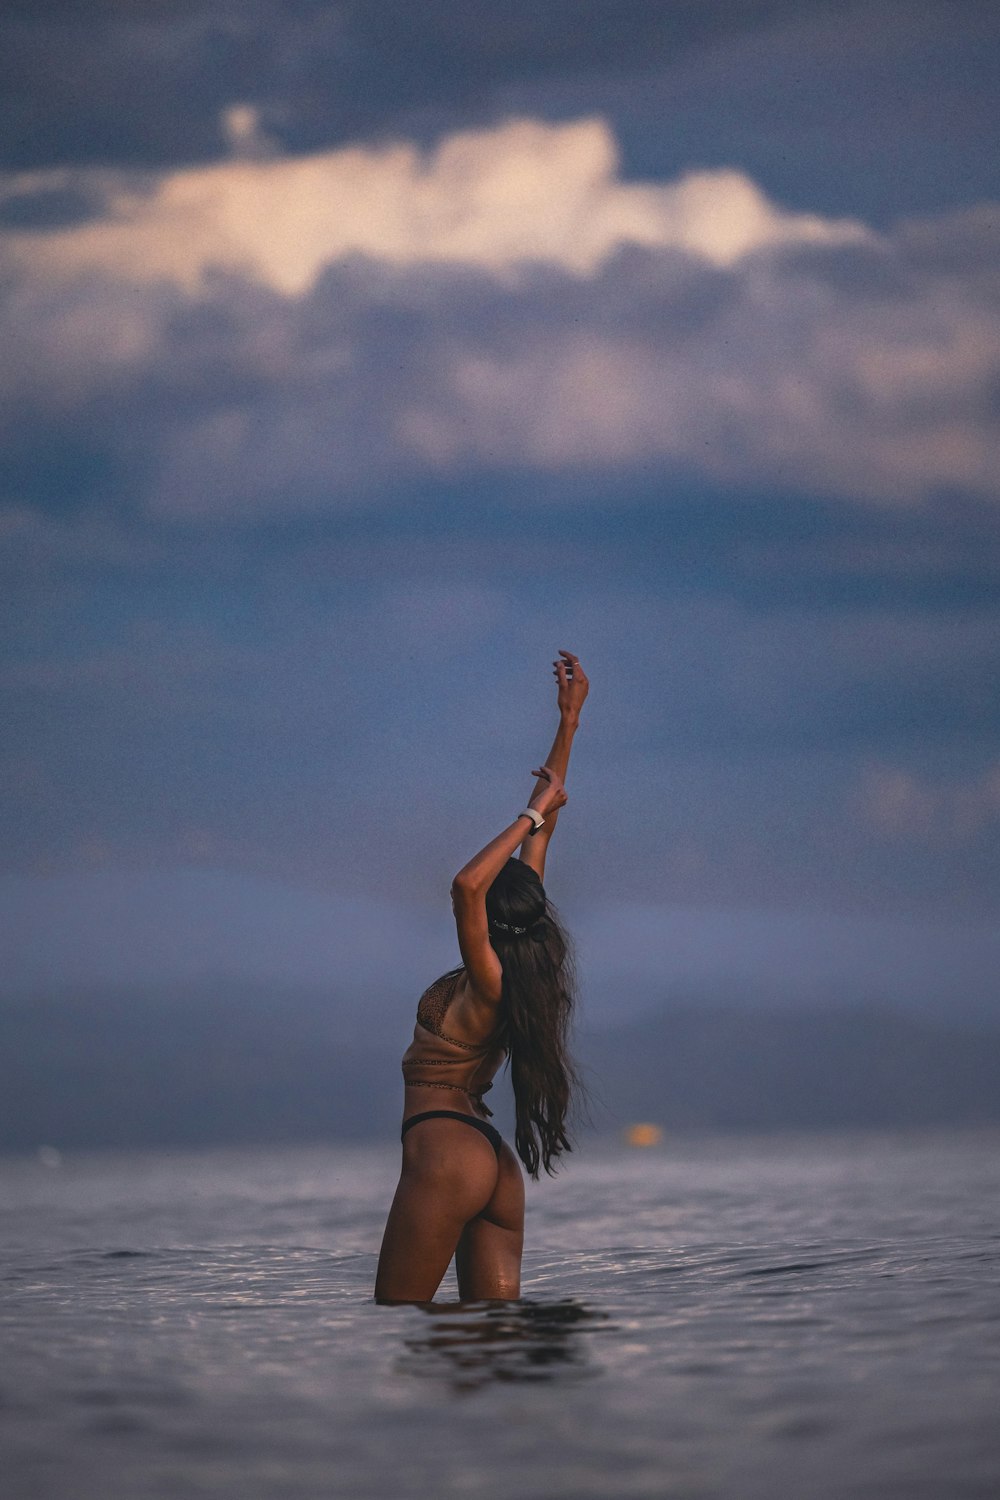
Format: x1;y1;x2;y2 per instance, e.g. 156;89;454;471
2;0;999;1024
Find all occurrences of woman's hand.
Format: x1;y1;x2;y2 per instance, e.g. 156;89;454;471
553;649;589;722
528;764;568;819
518;658;584;878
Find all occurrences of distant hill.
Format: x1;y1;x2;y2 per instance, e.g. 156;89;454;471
1;983;998;1150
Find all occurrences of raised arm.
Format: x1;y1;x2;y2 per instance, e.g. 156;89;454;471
517;649;589;882
451;765;567;1004
450;651;588;1007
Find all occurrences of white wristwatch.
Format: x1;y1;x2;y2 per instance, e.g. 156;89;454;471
518;807;545;835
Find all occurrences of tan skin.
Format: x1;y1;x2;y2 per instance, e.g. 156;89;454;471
374;650;590;1304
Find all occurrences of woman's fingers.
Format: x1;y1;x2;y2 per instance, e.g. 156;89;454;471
554;648;588;693
532;765;565;790
555;649;583;680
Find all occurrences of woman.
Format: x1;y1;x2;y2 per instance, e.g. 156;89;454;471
374;649;589;1304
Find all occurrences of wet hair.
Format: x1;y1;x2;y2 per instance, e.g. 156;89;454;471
485;858;580;1179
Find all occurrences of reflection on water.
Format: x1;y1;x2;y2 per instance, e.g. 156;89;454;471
3;1132;999;1500
398;1299;611;1391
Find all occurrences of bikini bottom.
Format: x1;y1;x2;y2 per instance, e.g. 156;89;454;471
401;1109;502;1159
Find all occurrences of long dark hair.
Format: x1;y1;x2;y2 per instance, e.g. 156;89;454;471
485;859;579;1179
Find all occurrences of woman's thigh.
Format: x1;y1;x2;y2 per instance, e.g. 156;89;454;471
455;1140;524;1302
374;1119;501;1304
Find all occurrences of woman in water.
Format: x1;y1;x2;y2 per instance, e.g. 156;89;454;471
374;649;589;1304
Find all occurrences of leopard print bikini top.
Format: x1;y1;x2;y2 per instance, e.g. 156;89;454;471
400;967;507;1118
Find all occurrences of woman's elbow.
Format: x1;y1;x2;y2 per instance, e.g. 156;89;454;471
450;871;482;901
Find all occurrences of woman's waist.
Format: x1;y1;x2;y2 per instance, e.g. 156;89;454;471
401;1043;503;1078
403;1078;495;1119
401;1057;500;1086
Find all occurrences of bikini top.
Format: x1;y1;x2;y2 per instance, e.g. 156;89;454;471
400;967;507;1118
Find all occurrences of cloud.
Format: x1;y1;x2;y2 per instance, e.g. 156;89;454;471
1;117;998;518
1;495;997;928
0;868;453;999
0;116;868;294
576;900;1000;1020
0;1;864;173
3;867;999;1027
219;103;281;161
3;554;996;902
858;761;1000;844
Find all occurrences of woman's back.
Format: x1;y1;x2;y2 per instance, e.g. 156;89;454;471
401;968;507;1118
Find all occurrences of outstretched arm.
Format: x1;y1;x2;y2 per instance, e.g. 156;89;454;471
518;649;589;882
451;763;567;1005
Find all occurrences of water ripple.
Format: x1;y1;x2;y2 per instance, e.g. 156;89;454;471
1;1130;998;1500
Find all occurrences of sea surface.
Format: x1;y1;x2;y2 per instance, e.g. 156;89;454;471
2;1125;999;1499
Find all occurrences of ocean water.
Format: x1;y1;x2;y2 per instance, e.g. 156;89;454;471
1;1125;999;1500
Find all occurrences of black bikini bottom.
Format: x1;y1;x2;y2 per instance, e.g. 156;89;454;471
401;1109;502;1158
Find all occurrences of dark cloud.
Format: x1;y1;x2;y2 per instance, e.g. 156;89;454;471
0;182;108;231
0;2;827;168
507;1;1000;222
2;484;999;924
3;0;998;228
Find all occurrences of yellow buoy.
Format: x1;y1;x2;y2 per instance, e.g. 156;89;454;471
624;1123;663;1148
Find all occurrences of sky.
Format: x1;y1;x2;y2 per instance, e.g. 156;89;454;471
1;0;999;1028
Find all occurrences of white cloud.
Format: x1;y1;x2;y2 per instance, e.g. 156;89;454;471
1;116;998;513
395;286;1000;503
0;115;868;294
219;103;280;161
